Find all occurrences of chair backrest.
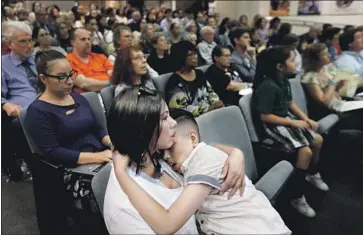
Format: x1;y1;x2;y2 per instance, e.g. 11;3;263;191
289;78;308;114
100;86;115;115
196;106;258;181
153;72;173;95
197;65;211;73
238;94;259;143
82;92;107;129
19;108;41;155
91;163;112;215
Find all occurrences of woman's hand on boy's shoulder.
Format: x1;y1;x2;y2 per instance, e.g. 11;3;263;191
220;148;245;199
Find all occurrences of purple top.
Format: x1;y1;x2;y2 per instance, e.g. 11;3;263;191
1;52;37;107
25;92;107;165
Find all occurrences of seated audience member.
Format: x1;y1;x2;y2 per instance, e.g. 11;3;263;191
269;17;281;37
33;6;56;38
267;23;292;48
67;28;113;92
113;108;291;234
2;21;36;180
108;25;132;62
160;8;174;33
17;9;31;27
238;14;249;28
229;27;257;82
222;20;242;49
104;86;245;234
280;34;303;75
25;50;112;215
147;34;172;75
301;43;363;131
250;28;265;53
58;22;72;52
184;21;198;35
108;25;159;78
254;17;269;43
197;26;217;64
32;26;67;56
112;45;155;96
206;46;248;105
216;17;230;46
167;22;182;45
167;41;223;117
128;10;142;32
85;16;106;49
140;23;155;54
334;28;363;78
299;26;319;49
206;16;217;30
252;46;328;218
320;27;341;61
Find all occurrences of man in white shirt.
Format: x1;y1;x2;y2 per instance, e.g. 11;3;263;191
335;28;363;78
197;26;217;64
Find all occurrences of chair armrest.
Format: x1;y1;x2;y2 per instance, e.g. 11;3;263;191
317;114;339;134
255;160;294;202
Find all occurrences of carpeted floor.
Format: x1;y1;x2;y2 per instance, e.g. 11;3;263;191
1;159;362;235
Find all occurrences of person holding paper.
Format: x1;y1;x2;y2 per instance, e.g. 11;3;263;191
301;43;363;131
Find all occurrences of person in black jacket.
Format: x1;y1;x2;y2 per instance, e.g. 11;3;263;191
206;45;249;105
147;34;172;75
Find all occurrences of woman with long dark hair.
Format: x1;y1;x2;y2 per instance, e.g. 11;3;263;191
103;85;245;234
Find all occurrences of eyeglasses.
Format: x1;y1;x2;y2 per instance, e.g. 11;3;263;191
13;39;33;47
44;70;78;83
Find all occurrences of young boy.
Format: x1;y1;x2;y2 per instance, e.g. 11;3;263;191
164;109;291;235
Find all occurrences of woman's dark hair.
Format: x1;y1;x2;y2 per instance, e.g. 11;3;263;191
320;27;340;43
227;20;241;31
111;44;150;86
253;46;293;90
32;26;48;47
49;5;60;20
218;17;230;35
254;17;266;29
71;6;81;21
278;23;292;36
302;43;327;73
35;50;67;92
85;16;96;26
322;23;333;32
170;40;197;71
106;7;114;17
269;17;281;29
107;86;164;175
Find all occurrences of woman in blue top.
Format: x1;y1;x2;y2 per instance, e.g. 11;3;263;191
25;50;112;213
251;46;329;218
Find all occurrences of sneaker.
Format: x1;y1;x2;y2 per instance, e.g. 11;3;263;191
306;173;330;191
291;195;316;218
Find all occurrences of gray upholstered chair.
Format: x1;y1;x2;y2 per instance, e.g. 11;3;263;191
100;86;116;115
153;72;173;95
196;106;293;202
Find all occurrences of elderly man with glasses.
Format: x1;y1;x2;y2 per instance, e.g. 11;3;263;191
1;21;35;181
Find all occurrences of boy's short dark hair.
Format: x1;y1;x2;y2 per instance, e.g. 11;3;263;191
170;109;200;138
229;27;250;47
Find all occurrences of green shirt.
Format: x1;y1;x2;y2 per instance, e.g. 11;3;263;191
252;76;292;118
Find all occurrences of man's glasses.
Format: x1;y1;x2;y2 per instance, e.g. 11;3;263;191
44;70;78;83
13;39;33;47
